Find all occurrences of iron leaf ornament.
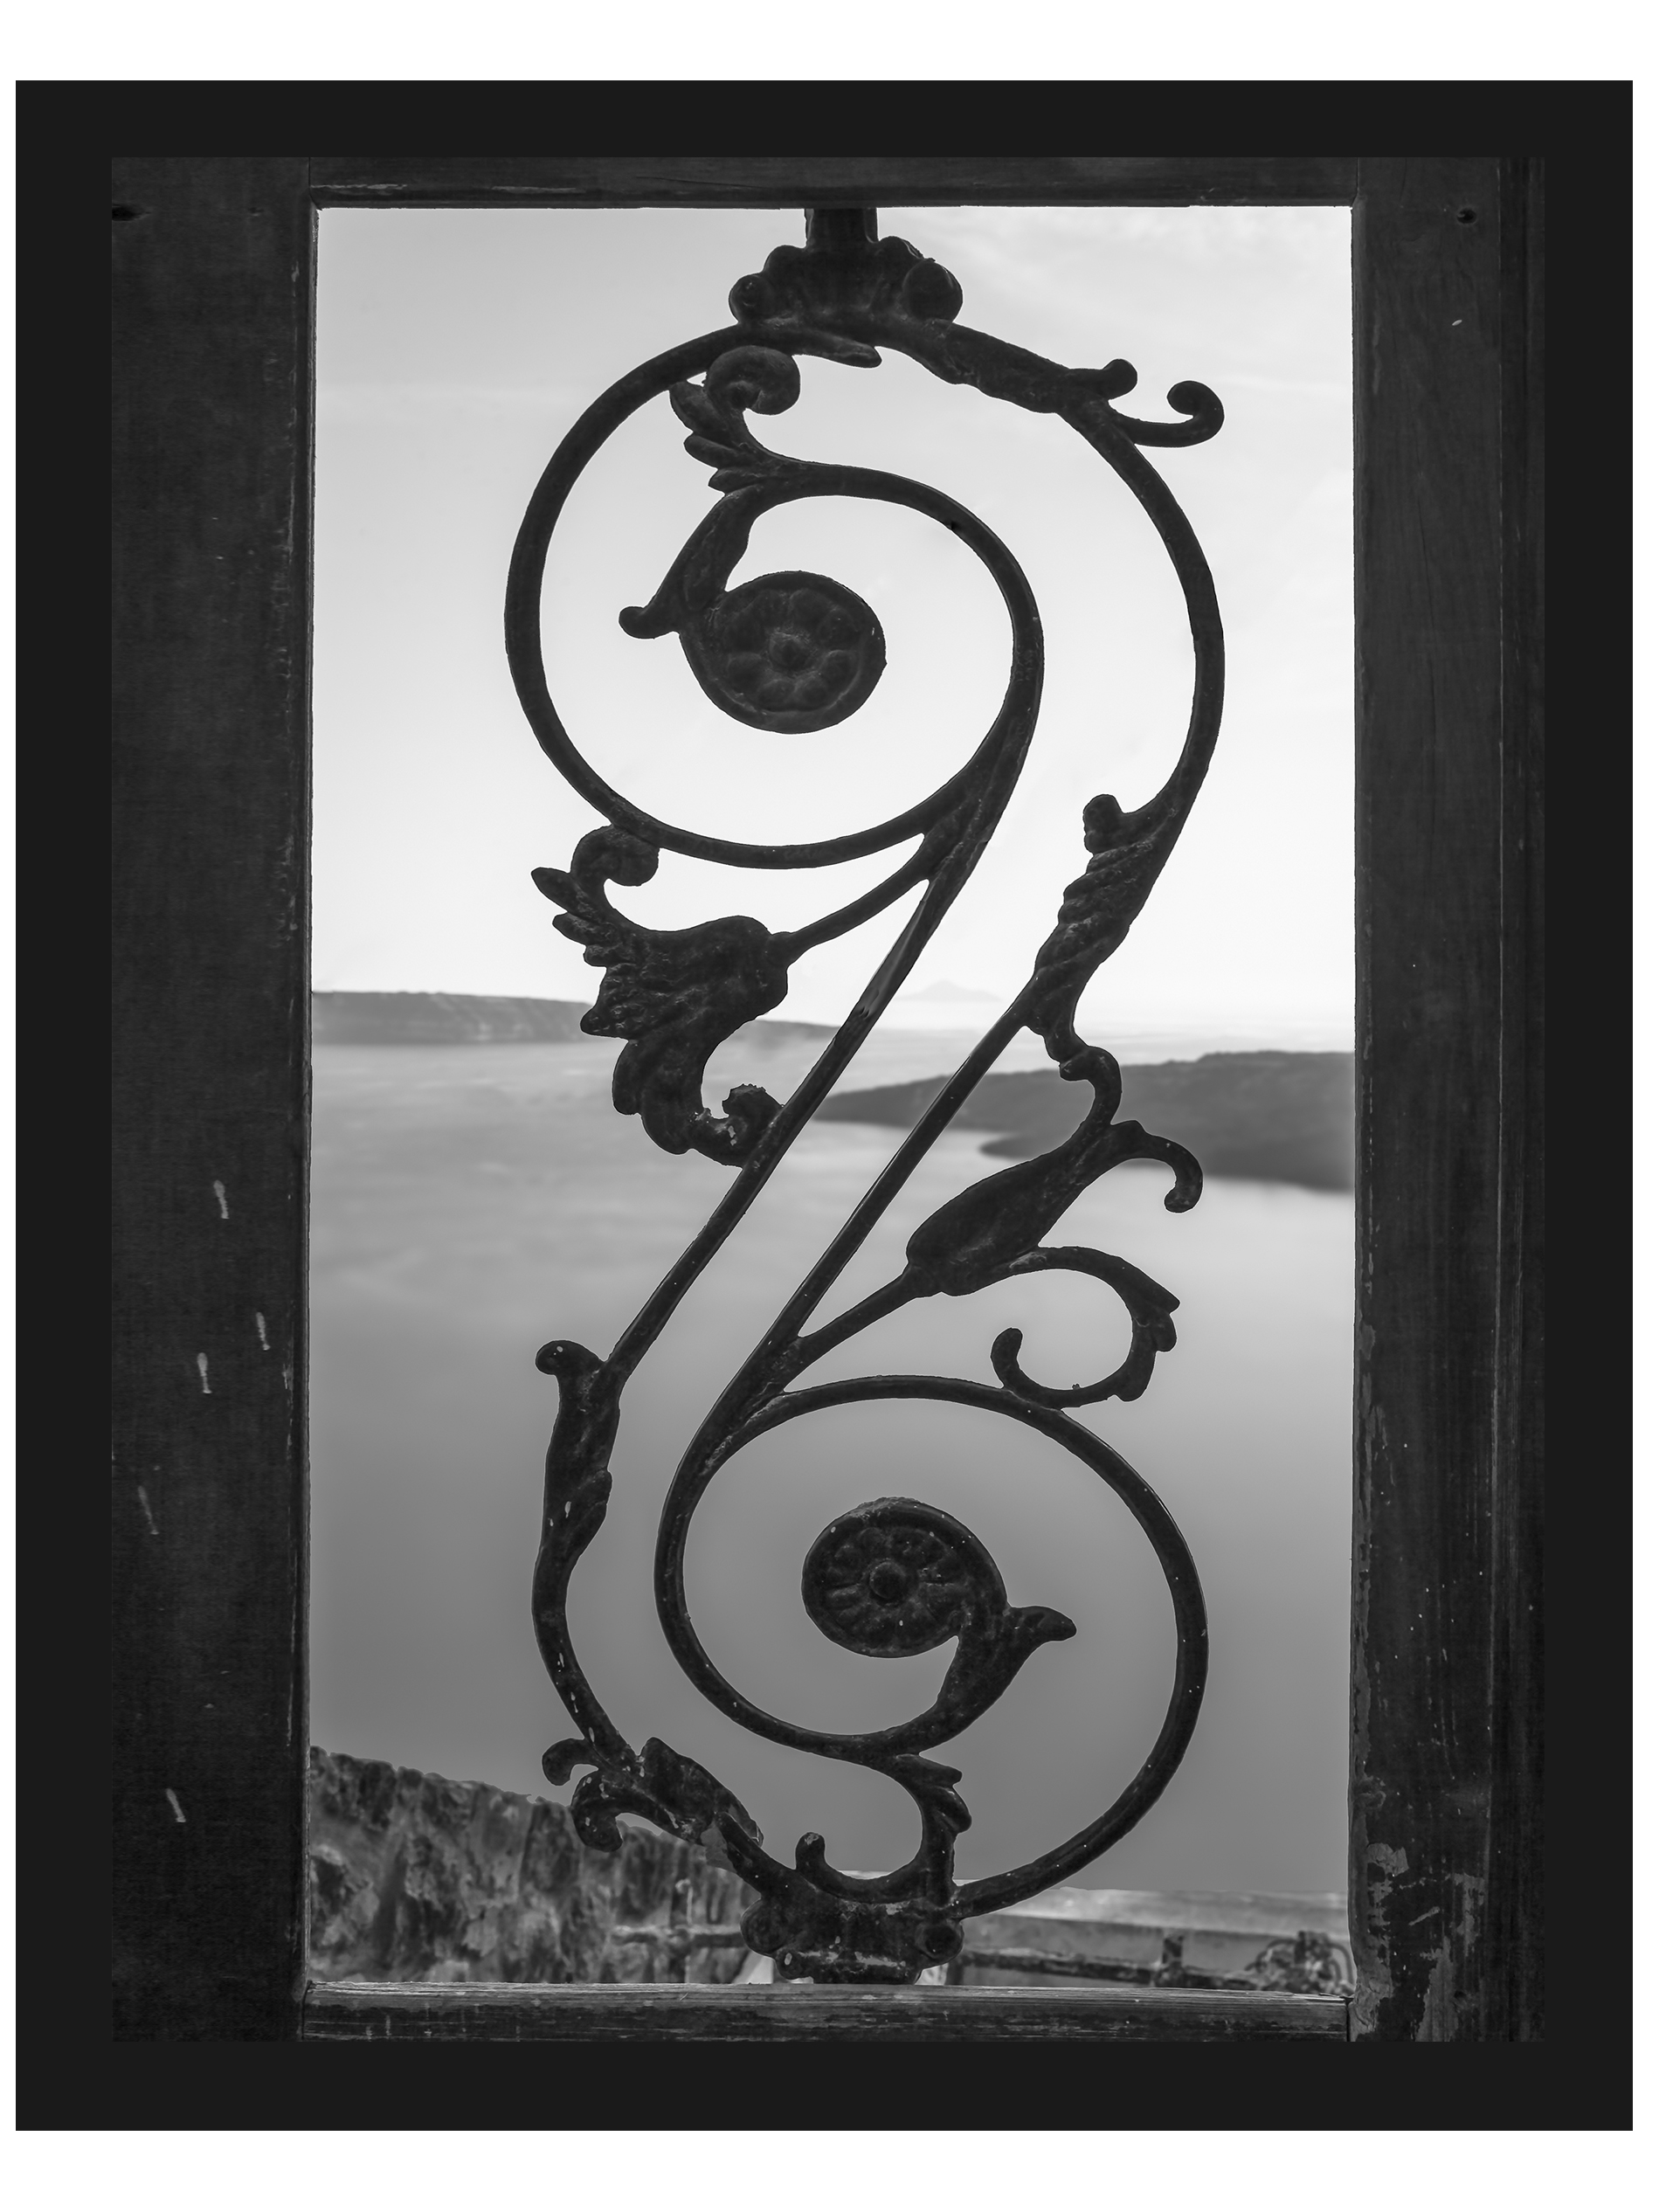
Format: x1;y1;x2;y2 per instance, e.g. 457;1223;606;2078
508;210;1224;1983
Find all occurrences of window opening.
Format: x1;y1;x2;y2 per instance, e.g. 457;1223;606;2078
309;204;1354;1987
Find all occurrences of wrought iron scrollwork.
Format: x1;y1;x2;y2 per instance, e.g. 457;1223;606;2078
509;208;1226;1983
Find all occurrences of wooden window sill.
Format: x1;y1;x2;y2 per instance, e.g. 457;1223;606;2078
302;1980;1349;2042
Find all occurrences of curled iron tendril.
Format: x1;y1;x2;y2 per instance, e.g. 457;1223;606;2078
513;211;1222;1982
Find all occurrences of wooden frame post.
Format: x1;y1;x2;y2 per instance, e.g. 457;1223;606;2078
112;156;315;2039
1351;156;1544;2042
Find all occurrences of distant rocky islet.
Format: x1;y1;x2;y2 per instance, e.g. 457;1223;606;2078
313;992;1353;1192
815;1055;1355;1192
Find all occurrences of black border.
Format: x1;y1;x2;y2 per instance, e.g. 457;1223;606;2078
70;76;1630;2131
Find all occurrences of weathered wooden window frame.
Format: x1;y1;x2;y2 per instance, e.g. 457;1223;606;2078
111;154;1542;2043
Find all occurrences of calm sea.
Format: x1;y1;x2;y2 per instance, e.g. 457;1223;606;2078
309;1032;1352;1897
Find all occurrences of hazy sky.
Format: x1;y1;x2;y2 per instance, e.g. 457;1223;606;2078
315;205;1353;1047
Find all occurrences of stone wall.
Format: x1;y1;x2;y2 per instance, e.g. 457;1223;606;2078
308;1746;1353;1994
308;1747;754;1984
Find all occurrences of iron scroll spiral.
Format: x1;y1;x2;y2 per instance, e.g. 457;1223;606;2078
515;211;1225;1983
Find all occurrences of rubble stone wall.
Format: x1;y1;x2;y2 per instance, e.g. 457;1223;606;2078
308;1747;754;1984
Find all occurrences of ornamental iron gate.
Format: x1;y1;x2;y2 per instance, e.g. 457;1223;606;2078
510;209;1225;1985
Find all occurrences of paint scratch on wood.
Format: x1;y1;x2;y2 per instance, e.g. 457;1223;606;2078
1415;1872;1484;2041
165;1788;187;1824
1367;1842;1408;1899
136;1485;159;1536
197;1353;211;1393
255;1311;270;1350
213;1179;229;1219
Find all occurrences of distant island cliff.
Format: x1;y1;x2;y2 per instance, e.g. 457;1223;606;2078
818;1052;1355;1192
312;991;835;1048
312;998;1351;1192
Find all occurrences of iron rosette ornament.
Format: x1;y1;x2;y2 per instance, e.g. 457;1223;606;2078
509;211;1224;1983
